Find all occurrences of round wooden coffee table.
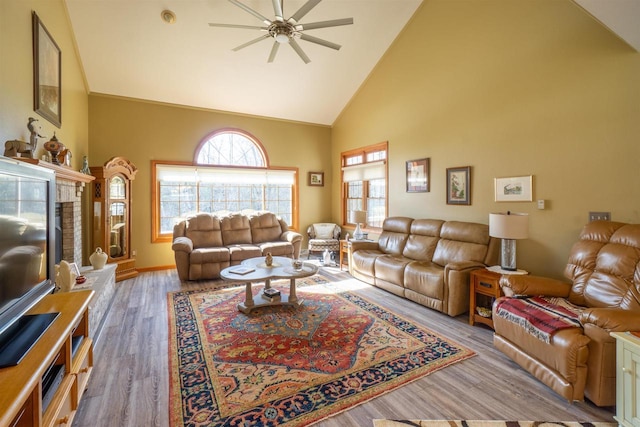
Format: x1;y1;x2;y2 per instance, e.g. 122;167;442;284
220;256;318;313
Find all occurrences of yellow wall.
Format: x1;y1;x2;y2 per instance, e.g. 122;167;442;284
87;95;332;269
0;0;89;166
332;0;640;278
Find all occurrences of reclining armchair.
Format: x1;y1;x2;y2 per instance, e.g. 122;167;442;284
492;220;640;406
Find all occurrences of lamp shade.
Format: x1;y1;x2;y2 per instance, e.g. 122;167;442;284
489;212;529;239
351;210;367;224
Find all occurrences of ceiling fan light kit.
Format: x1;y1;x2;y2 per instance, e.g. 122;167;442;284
209;0;353;63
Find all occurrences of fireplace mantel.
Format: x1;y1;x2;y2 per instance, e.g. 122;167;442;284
14;157;95;185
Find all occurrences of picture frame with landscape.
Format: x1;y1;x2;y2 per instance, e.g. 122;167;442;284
494;175;533;202
308;171;324;187
33;12;62;127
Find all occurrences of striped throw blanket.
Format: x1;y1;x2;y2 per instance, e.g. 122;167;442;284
495;296;583;343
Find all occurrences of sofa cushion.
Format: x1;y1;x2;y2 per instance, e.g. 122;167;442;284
221;214;252;245
375;255;412;286
403;219;443;261
250;212;284;243
227;244;262;261
184;213;223;249
312;223;337;239
404;261;445;301
351;249;384;277
189;247;230;264
432;221;491;266
258;241;293;257
377;217;413;256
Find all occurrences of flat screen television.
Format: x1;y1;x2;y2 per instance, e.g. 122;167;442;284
0;156;57;367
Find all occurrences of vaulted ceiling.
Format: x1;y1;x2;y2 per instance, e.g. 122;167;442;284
64;0;639;126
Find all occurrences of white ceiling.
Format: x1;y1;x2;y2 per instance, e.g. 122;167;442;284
64;0;422;126
64;0;639;126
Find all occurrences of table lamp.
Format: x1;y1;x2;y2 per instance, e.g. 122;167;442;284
352;210;367;240
489;211;529;271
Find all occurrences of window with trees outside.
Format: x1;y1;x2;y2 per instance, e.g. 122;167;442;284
341;142;388;230
152;129;297;242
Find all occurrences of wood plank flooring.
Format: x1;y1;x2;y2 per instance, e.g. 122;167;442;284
72;267;615;427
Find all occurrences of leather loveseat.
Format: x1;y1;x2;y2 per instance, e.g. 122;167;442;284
349;217;499;316
493;220;640;406
172;211;302;281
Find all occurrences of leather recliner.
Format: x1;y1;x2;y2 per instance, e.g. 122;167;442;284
493;220;640;406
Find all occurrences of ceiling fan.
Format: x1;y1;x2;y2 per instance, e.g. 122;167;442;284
209;0;354;64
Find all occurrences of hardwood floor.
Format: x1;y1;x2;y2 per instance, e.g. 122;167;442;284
72;267;615;427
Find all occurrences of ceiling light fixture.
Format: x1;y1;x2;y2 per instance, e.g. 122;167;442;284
161;10;176;24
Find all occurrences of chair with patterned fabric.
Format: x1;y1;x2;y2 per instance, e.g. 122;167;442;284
306;223;341;259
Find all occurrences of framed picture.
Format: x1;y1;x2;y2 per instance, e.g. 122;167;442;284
406;158;430;192
68;262;81;277
33;12;62;127
308;171;324;187
446;166;471;205
494;175;533;202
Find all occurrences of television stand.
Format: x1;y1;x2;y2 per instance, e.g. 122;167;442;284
0;312;60;368
0;290;94;427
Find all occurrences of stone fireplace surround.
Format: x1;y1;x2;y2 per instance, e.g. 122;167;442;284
15;158;94;265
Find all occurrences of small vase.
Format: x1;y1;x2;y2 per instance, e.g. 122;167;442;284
90;247;108;270
265;252;273;267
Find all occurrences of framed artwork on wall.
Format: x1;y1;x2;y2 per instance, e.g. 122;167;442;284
406;158;430;192
308;171;324;186
33;12;62;127
494;175;533;202
446;166;471;205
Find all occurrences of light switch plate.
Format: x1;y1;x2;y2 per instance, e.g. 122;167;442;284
537;199;545;209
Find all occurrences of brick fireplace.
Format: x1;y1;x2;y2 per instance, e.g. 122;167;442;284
15;158;94;266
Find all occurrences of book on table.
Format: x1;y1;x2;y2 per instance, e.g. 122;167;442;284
229;266;255;275
261;293;281;303
263;288;280;297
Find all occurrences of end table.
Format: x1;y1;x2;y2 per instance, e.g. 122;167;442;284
469;269;503;329
339;240;350;271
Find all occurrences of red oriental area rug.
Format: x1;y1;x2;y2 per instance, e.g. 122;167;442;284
167;278;475;427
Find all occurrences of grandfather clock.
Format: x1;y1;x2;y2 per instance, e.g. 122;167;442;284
90;156;138;281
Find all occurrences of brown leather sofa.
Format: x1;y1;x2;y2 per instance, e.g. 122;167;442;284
493;220;640;406
350;217;499;316
172;211;302;281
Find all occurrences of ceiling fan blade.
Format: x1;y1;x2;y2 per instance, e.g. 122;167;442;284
298;18;353;31
268;41;280;63
272;0;284;21
232;34;271;51
299;33;341;50
289;38;311;64
228;0;272;25
289;0;322;23
208;23;267;30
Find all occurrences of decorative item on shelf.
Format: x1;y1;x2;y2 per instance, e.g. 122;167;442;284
89;247;108;270
345;233;350;241
57;147;72;166
476;307;492;318
489;211;529;271
43;132;66;165
55;260;77;292
292;259;303;271
3;117;45;158
351;210;367;240
265;252;273;267
80;155;91;174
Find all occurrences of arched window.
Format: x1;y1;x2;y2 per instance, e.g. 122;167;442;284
153;129;297;241
195;130;266;167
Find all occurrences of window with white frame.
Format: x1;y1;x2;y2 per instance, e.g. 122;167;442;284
153;130;297;240
341;142;388;229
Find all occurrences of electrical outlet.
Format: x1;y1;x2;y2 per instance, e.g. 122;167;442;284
537;199;545;209
132;250;136;257
589;212;611;222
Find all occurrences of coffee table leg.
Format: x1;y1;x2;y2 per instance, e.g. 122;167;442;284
244;281;254;308
288;278;297;304
264;279;272;290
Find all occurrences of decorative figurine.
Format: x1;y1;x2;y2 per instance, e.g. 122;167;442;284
57;147;72;166
80;155;91;174
43;133;66;165
2;117;45;158
265;252;273;267
55;260;77;292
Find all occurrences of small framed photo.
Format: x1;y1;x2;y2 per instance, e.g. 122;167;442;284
446;166;471;205
406;158;430;193
33;12;62;128
308;171;324;187
495;175;533;202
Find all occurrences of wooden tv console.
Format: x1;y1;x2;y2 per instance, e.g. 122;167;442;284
0;290;94;427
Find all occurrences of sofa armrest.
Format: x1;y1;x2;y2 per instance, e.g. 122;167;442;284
499;275;572;297
445;261;486;272
281;230;302;244
350;240;378;252
172;236;193;253
580;308;640;332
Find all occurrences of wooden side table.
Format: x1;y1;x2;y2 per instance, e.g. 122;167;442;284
339;240;350;271
469;269;503;329
612;331;640;427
